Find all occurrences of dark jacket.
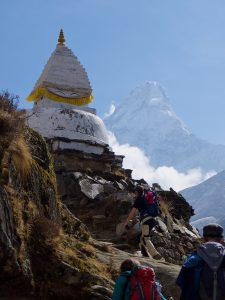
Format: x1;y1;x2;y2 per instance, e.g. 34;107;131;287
133;194;158;220
176;242;225;300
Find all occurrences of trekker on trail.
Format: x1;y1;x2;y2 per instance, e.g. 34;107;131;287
176;223;225;300
124;185;162;259
112;258;173;300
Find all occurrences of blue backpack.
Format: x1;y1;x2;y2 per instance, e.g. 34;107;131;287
144;191;161;217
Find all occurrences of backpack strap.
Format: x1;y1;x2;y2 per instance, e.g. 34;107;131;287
213;271;217;300
152;284;157;300
133;272;145;300
136;280;145;300
132;267;146;300
150;190;162;216
151;284;155;300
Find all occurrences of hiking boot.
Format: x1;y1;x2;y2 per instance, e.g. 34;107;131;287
153;253;162;260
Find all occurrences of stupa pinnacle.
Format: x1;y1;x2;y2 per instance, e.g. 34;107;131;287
58;29;65;45
26;29;93;106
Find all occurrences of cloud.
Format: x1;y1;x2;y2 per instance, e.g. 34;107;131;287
108;132;216;191
103;102;116;119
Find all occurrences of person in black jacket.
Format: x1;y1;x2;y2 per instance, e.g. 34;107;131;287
176;223;225;300
124;185;162;259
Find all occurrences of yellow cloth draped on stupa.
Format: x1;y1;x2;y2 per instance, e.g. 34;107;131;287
26;30;93;106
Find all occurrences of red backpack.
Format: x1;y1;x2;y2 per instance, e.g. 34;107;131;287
130;266;161;300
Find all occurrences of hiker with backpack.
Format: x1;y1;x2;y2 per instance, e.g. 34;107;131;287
112;258;173;300
176;223;225;300
124;185;162;260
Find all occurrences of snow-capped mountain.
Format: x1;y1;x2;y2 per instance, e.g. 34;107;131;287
104;81;225;173
180;171;225;230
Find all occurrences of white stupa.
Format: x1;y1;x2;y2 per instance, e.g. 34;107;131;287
27;30;109;155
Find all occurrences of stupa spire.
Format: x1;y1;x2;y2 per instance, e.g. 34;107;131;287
58;29;65;45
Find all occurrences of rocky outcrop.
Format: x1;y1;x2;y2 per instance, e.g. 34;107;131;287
55;167;200;265
0;126;58;297
48;137;124;176
0;125;114;299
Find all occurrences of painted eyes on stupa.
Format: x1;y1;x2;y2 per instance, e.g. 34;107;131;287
48;87;80;98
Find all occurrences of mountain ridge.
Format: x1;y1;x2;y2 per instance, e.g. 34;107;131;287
104;81;225;173
180;170;225;230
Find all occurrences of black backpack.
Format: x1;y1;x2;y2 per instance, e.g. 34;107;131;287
199;258;225;300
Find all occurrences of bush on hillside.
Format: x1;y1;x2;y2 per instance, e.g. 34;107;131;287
0;90;19;112
0;90;23;136
0;91;26;171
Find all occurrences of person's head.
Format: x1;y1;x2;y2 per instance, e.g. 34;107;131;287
133;185;144;197
203;223;224;244
120;259;141;272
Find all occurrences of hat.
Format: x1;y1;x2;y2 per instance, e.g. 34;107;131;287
203;224;224;238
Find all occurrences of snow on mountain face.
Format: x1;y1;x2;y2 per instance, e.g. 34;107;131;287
180;171;225;230
104;81;225;173
105;81;190;141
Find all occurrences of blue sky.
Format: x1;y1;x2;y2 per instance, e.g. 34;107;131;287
1;0;225;144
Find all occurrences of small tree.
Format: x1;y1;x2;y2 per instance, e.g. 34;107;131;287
0;90;19;113
0;90;24;170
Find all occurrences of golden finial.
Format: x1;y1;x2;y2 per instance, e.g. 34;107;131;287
58;29;65;45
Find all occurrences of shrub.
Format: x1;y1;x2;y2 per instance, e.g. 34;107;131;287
0;90;19;113
0;90;26;173
30;215;60;241
0;91;24;136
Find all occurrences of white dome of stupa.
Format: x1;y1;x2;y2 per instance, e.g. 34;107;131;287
28;102;109;144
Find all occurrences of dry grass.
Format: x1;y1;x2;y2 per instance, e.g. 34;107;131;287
0;110;21;161
160;198;173;216
0;109;24;140
8;136;33;179
7;188;27;263
31;215;60;241
26;200;39;219
0;110;18;135
105;257;119;280
114;169;125;178
0;91;25;171
54;230;114;280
